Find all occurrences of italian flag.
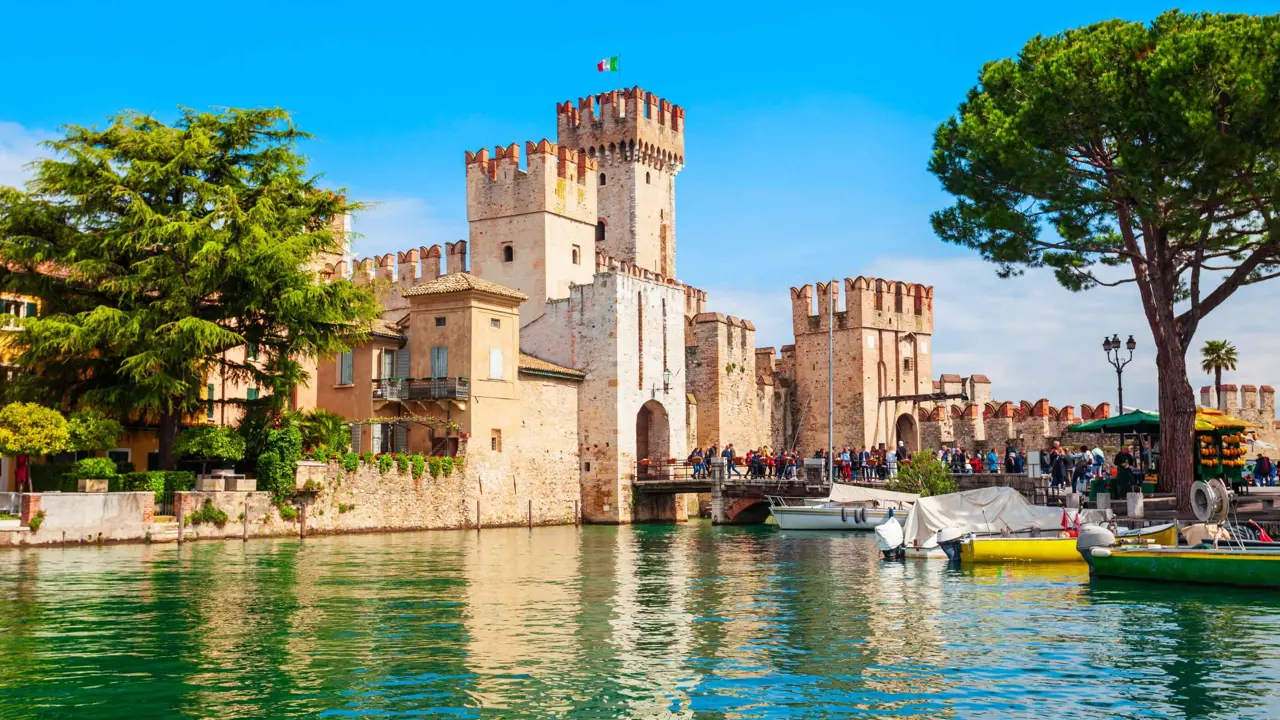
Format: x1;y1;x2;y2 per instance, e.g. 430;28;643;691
597;56;619;72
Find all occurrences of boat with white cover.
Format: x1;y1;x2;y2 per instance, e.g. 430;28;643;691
876;487;1114;560
768;484;917;531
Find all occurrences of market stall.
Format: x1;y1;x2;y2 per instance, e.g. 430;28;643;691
1065;410;1160;499
1195;407;1251;491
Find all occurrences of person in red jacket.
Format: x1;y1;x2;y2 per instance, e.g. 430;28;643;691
970;454;984;474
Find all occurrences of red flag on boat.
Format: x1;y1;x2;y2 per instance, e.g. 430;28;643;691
1061;508;1070;530
1250;520;1273;543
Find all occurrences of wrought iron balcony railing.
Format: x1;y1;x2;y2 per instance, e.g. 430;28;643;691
373;377;471;402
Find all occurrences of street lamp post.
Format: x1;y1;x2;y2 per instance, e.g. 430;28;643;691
1103;334;1137;414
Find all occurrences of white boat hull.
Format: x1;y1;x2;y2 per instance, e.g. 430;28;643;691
770;505;902;531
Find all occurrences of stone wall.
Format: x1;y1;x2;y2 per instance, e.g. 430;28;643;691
917;400;1114;452
1202;384;1279;455
0;492;155;547
685;313;766;450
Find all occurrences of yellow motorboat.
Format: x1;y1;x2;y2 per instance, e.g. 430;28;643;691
960;523;1178;564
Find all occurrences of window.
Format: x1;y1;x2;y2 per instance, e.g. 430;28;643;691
108;449;131;466
584;461;591;472
25;302;36;319
247;344;259;361
435;316;446;327
381;349;395;379
903;358;914;372
599;173;607;186
572;245;580;265
371;423;384;454
489;347;504;380
596;221;606;243
645;171;651;184
206;383;215;419
491;429;502;452
431;346;448;378
339;351;354;385
147;452;160;471
247;387;259;401
502;245;514;262
490;318;501;329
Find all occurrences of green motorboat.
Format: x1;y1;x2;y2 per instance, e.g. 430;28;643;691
1085;546;1280;589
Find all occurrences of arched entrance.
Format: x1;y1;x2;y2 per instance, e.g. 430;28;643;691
895;413;918;455
635;400;671;469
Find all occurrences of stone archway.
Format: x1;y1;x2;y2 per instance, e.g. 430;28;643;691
896;413;918;454
636;399;671;469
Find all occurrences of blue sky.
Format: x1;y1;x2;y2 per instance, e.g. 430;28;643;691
3;1;1279;412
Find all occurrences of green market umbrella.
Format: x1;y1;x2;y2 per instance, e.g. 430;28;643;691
1066;410;1162;434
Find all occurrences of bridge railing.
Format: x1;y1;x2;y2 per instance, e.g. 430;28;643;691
632;460;832;492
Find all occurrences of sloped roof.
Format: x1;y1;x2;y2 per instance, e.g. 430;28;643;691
370;318;404;340
401;272;528;301
518;352;584;380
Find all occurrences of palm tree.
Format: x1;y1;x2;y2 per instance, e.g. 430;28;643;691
1200;340;1239;406
297;409;351;452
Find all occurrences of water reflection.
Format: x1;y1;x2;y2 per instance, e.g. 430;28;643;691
0;525;1276;719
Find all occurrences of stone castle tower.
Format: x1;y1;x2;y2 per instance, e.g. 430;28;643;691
557;89;684;279
788;277;934;451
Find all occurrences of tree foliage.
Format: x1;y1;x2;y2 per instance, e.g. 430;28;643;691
67;409;124;453
174;425;247;463
889;452;957;498
0;402;70;458
1199;339;1239;390
297;409;349;452
928;11;1280;508
0;107;380;468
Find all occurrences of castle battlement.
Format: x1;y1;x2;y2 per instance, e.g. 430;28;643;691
789;276;934;335
557;87;685;171
466;141;597;225
1201;384;1276;414
322;241;466;291
594;251;706;317
916;398;1113;451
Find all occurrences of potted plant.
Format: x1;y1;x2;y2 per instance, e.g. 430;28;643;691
174;425;247;475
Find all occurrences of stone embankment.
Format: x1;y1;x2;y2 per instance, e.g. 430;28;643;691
0;459;580;547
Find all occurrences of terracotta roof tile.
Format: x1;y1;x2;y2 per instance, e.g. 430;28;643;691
518;352;584;379
370;319;404;339
402;272;528;301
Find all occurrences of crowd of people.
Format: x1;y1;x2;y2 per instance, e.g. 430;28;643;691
685;441;914;481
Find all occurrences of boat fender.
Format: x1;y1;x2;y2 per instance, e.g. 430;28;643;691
841;507;847;523
859;508;867;524
888;508;895;519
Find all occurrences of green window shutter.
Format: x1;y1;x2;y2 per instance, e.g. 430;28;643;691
396;348;411;379
350;424;361;453
339;351;354;385
247;388;259;401
206;383;215;419
431;347;448;378
24;302;37;319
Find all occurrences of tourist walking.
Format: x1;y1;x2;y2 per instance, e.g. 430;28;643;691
724;444;741;477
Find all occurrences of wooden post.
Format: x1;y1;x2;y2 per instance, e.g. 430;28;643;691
575;500;579;526
476;499;481;531
299;502;306;539
243;497;249;542
176;493;184;545
528;499;532;529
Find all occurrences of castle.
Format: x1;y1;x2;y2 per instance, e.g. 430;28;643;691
304;86;1265;523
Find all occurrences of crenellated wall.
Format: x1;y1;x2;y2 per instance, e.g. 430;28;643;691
1201;384;1279;455
917;399;1112;452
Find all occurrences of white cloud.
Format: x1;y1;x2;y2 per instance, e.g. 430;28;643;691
702;256;1280;414
348;197;467;260
0;121;53;188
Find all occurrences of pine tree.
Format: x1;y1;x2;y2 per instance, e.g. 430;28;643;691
0;108;379;469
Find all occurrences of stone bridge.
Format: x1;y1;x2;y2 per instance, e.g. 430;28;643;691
632;459;830;524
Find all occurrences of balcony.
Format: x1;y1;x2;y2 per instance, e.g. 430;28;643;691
373;377;471;402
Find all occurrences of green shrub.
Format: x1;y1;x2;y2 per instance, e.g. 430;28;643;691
28;510;45;533
360;451;374;464
163;471;196;493
175;425;246;466
30;463;74;492
185;499;228;527
341;452;359;472
427;456;442;479
116;471;168;500
377;454;393;475
338;503;355;514
256;427;302;496
395;454;409;475
889;452;959;498
73;457;118;480
275;499;298;522
409;455;425;479
440;456;456;478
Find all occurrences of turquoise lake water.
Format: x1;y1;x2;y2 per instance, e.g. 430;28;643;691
0;523;1277;719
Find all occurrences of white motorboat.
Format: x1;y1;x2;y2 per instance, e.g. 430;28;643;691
768;484;917;531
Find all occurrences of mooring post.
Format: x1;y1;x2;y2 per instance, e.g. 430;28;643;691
528;499;532;529
476;499;481;531
243;497;249;542
176;493;184;545
299;502;306;539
